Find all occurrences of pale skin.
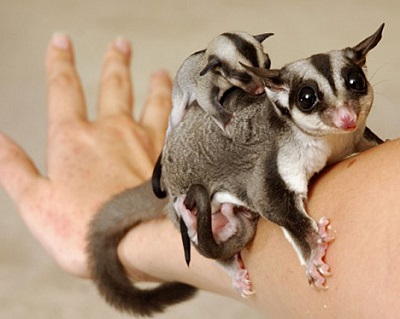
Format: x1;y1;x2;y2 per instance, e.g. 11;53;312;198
0;34;399;318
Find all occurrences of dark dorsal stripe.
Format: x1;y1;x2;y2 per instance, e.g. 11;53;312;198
222;33;260;67
310;54;337;93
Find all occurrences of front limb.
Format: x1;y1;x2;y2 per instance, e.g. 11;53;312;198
258;179;334;289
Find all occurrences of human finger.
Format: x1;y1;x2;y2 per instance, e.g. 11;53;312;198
139;70;173;138
0;132;42;204
97;38;133;118
46;33;87;125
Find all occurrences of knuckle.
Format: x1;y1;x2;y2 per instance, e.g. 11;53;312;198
48;121;88;145
102;115;154;146
102;70;128;90
101;52;130;90
48;67;78;89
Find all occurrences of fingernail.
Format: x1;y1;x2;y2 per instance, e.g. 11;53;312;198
52;32;70;50
114;37;131;54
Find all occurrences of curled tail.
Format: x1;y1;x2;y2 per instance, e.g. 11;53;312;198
87;181;197;317
183;184;222;259
184;184;258;262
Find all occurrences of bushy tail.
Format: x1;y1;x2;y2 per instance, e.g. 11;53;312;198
87;181;197;317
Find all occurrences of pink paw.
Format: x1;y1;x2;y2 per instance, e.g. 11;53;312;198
232;268;255;298
317;217;335;243
306;217;335;289
226;254;255;298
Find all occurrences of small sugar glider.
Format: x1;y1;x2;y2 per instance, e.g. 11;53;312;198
153;31;273;198
86;24;385;316
168;31;273;136
163;24;385;295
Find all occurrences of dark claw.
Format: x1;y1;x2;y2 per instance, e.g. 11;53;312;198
179;217;191;266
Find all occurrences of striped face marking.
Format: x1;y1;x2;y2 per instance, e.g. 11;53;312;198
205;32;271;94
267;50;373;136
222;32;262;67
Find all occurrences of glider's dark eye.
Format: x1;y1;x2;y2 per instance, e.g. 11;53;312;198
347;71;367;92
298;86;318;112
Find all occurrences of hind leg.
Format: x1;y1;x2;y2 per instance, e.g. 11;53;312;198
174;188;258;296
174;189;241;257
175;189;257;259
219;254;255;297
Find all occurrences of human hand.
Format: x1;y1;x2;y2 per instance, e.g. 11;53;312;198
0;34;172;278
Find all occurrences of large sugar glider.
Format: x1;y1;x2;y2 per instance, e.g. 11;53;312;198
87;24;385;316
164;24;385;295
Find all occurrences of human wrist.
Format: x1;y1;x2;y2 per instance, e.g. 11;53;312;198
117;217;167;283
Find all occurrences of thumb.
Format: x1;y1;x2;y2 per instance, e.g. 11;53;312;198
0;131;41;204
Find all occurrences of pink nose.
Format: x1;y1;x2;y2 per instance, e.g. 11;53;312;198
339;114;357;130
333;106;358;131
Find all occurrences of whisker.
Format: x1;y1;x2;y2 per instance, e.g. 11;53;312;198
368;62;390;82
372;79;389;89
373;90;396;107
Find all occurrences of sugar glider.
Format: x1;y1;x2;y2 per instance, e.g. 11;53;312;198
87;24;384;316
163;23;385;295
169;31;273;136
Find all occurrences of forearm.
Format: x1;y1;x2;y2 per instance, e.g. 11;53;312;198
118;139;400;318
119;217;238;298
